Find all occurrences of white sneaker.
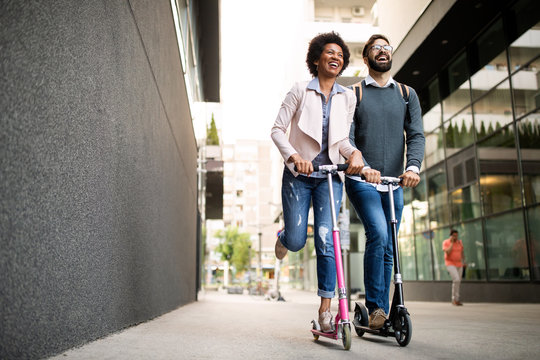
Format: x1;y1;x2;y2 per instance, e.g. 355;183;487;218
319;310;334;333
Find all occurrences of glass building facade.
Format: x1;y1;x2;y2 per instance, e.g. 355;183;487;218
348;0;540;302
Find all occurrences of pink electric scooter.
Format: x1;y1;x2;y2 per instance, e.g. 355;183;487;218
308;164;352;350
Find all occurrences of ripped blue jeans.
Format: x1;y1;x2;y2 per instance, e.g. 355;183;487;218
278;167;342;298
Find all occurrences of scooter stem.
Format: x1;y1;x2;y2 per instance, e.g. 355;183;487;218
326;172;349;322
382;177;405;312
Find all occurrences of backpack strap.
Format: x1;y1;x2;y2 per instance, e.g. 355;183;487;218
397;82;411;124
352;80;364;111
397;82;410;102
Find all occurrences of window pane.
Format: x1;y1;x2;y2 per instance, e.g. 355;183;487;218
412;173;429;233
398;234;417;281
456;221;486;281
512;66;540;119
400;187;414;237
421;79;441;118
473;80;514;144
508;22;540;73
442;52;470;121
427;165;449;227
448;52;469;92
480;173;522;215
424;127;444;168
527;205;540;280
431;228;451;281
445;108;475;157
423;103;442;133
450;184;482;222
415;232;433;280
518;116;540;206
470;51;509;101
485;210;528;281
478;127;521;215
446;146;477;192
470;19;509;100
442;82;470;122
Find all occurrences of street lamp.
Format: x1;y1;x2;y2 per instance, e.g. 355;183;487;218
248;244;252;291
258;231;262;294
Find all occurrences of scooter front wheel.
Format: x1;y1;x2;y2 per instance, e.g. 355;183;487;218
342;323;351;350
394;312;412;347
354;303;369;337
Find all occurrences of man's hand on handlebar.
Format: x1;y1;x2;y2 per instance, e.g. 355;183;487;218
399;170;420;188
289;153;313;175
345;150;364;175
362;168;381;184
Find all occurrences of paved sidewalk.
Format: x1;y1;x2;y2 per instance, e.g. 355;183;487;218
50;288;540;360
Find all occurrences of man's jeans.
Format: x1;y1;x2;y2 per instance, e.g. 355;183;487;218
279;168;342;298
345;178;403;314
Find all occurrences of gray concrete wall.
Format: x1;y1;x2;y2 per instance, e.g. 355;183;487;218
0;1;198;358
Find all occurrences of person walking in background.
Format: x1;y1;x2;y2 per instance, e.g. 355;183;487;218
271;32;363;332
345;34;425;330
443;229;465;306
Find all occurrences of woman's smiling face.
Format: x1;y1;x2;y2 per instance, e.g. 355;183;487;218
314;43;344;78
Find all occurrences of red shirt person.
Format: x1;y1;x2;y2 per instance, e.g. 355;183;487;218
442;230;465;305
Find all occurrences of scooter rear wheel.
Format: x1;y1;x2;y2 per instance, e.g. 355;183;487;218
342;323;351;350
311;321;319;340
394;312;412;347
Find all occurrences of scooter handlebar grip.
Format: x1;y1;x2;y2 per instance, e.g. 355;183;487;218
294;164;349;172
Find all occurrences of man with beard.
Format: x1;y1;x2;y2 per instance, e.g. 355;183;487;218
345;34;425;330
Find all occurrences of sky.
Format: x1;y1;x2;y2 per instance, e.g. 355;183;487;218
191;1;429;145
218;0;311;144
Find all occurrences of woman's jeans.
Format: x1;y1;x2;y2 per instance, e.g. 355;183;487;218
345;178;403;314
279;168;342;298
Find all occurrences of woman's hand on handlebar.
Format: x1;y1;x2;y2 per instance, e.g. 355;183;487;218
289;153;313;175
345;150;364;175
362;168;381;184
399;170;420;188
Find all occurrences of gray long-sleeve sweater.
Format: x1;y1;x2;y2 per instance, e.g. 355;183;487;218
349;81;425;177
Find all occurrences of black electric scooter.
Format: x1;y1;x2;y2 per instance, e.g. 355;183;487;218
352;176;412;347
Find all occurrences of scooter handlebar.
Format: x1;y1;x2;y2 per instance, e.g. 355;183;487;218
360;175;402;185
380;176;402;184
294;164;349;173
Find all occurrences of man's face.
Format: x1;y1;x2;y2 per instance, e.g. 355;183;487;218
365;39;392;73
451;232;459;241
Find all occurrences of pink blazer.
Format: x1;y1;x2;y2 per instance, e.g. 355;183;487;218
271;81;357;179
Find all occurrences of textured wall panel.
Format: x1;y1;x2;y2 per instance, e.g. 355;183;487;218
0;1;198;358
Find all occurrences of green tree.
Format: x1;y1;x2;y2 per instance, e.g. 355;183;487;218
215;226;252;274
206;113;219;145
446;123;455;148
478;120;487;140
459;118;473;147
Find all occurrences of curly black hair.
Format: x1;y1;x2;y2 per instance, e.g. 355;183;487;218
306;31;350;77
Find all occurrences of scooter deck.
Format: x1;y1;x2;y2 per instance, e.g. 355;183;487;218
311;329;339;340
352;321;394;337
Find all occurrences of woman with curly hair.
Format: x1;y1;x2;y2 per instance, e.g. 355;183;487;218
271;32;364;331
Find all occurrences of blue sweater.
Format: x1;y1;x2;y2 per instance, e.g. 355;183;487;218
349;81;425;177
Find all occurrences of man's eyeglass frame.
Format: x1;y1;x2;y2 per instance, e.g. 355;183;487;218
369;45;393;53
